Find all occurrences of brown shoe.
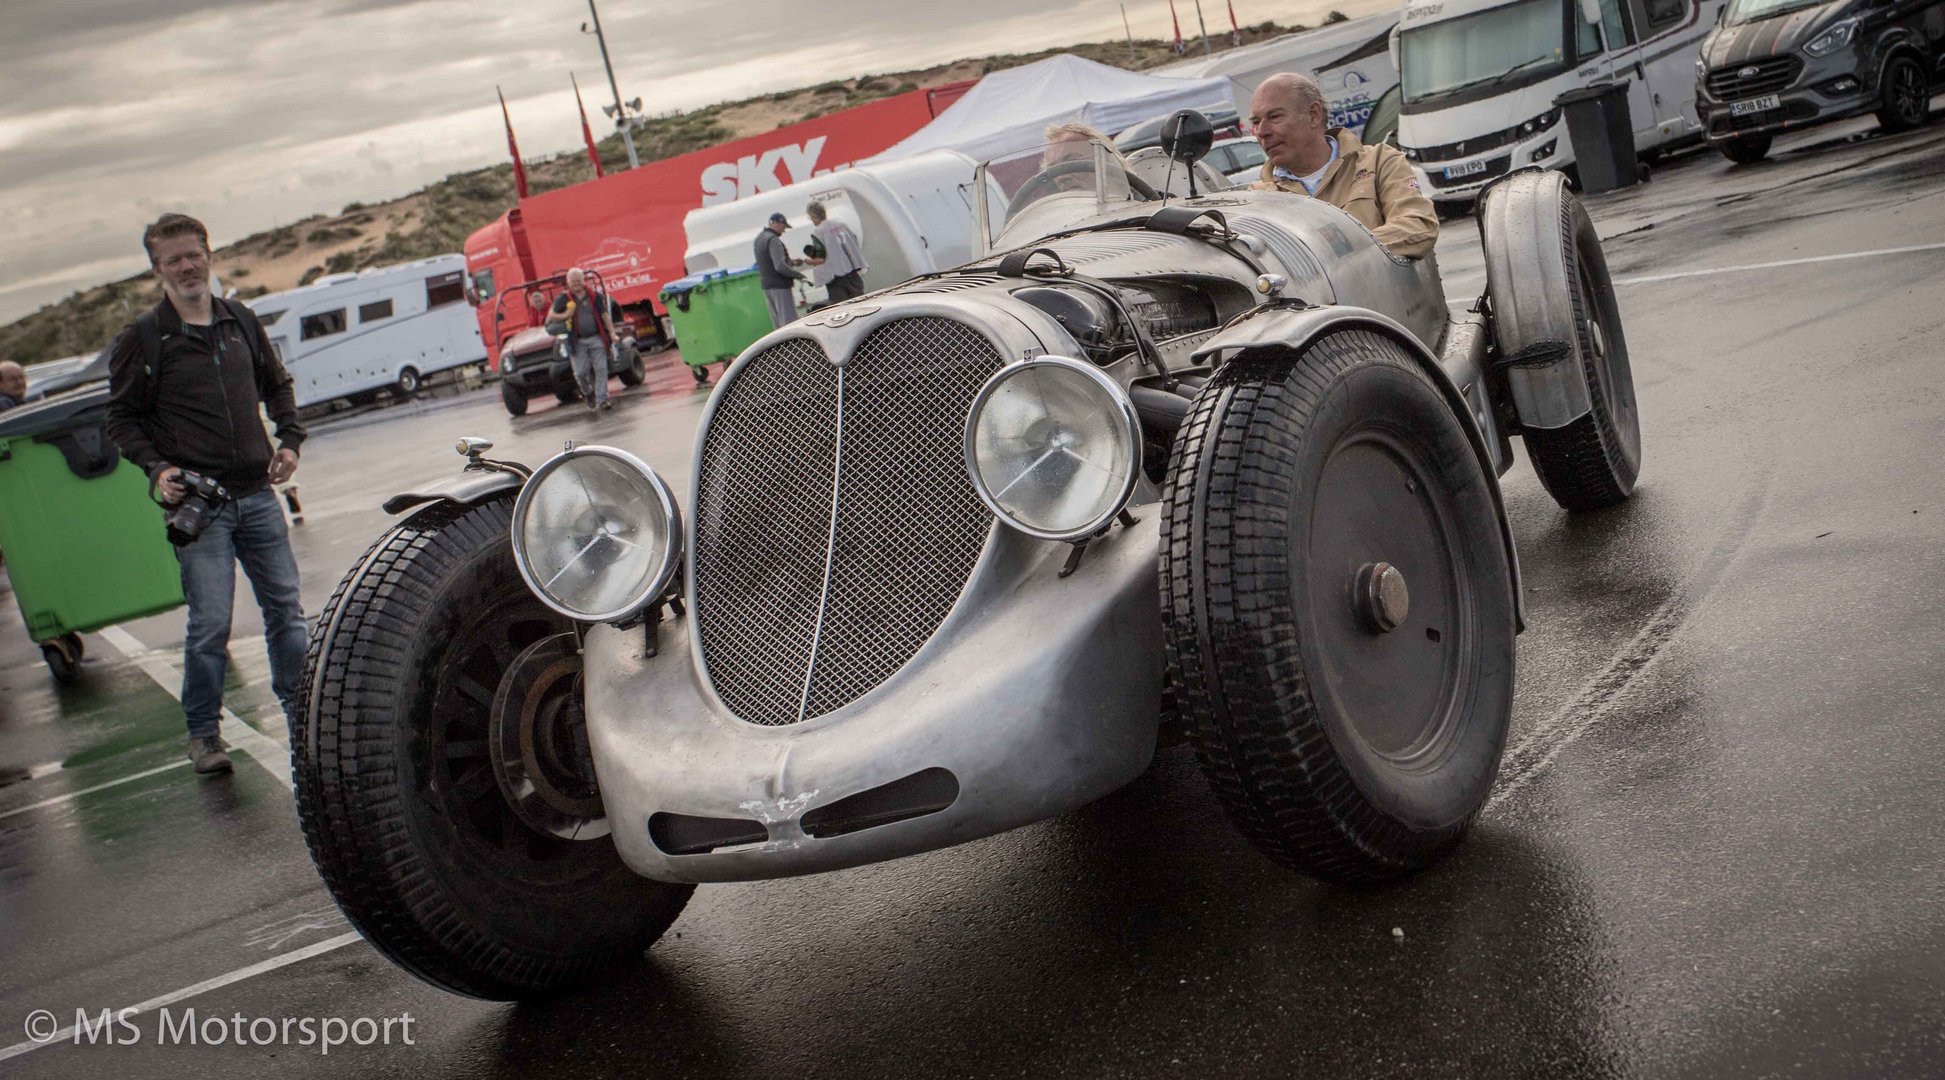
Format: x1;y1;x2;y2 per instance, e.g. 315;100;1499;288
188;735;233;775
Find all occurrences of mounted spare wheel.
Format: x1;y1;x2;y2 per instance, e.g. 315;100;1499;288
1161;330;1517;884
293;495;691;1000
1480;169;1642;511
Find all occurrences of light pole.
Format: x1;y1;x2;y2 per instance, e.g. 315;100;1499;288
581;0;639;169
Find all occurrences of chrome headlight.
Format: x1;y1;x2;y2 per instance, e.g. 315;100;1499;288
964;356;1141;542
510;445;682;623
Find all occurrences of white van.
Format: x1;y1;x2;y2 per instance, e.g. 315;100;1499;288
683;150;1005;308
249;254;486;407
1393;0;1725;205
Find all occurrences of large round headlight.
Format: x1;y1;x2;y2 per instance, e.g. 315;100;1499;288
510;445;682;623
964;355;1141;541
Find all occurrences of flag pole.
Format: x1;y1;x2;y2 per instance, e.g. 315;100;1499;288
1121;3;1137;62
1194;0;1212;55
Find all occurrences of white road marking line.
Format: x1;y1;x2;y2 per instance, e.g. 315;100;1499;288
95;626;293;791
0;931;364;1064
1613;241;1945;286
0;761;195;821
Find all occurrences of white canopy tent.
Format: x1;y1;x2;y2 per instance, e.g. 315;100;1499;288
863;54;1239;166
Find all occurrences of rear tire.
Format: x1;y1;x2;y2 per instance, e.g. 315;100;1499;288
395;366;422;398
1876;55;1930;133
1161;330;1517;883
501;382;528;417
1480;169;1642;511
618;345;646;387
1718;134;1771;164
293;498;692;1000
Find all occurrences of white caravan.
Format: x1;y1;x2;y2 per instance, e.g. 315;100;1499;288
249;254;486;407
683;150;1005;308
1393;0;1725;204
1155;12;1405;144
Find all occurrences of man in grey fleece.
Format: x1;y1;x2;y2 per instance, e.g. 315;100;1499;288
753;212;805;327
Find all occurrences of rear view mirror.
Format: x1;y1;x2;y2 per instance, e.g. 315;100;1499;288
1387;27;1401;69
1160;110;1215;165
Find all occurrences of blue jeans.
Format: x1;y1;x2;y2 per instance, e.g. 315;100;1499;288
174;488;308;739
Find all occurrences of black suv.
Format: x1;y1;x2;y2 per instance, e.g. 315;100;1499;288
1696;0;1943;163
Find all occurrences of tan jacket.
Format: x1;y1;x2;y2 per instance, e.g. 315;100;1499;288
1250;128;1439;260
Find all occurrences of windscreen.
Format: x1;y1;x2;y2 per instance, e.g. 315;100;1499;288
1399;0;1574;104
979;139;1147;250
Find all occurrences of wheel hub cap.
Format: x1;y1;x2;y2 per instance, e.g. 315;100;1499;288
1355;562;1410;634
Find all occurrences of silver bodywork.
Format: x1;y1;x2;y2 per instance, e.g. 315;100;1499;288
578;184;1567;884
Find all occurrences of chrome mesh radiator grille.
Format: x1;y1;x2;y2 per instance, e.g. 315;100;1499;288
692;317;1001;726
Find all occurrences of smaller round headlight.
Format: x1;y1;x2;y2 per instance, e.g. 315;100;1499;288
965;356;1142;542
511;445;682;623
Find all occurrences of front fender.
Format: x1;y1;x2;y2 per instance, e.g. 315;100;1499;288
1191;304;1525;632
381;467;524;516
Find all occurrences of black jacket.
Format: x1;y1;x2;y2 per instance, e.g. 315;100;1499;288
105;298;305;495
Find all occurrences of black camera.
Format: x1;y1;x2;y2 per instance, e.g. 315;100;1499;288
165;469;230;547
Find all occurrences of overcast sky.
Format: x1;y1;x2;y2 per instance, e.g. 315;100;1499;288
0;0;1378;324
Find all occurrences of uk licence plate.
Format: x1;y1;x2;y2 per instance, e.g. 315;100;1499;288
1443;159;1488;180
1731;94;1781;116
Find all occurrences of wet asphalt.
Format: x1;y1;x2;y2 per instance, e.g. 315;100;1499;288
2;110;1942;1079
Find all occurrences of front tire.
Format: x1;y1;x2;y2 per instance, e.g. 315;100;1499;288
501;382;528;417
1480;169;1642;511
1161;330;1517;883
1718;134;1772;164
1876;55;1930;133
294;497;692;1000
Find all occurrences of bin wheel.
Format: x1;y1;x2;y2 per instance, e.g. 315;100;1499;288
42;633;82;684
691;364;711;385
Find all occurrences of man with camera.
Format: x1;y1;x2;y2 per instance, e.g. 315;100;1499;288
105;213;309;776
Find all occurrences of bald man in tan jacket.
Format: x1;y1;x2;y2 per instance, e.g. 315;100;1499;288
1247;72;1439;260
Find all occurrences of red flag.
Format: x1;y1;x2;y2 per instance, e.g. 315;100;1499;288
1170;0;1186;53
1228;0;1242;45
572;73;605;178
497;86;529;199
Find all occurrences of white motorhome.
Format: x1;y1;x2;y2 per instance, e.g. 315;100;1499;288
683;150;1005;308
1393;0;1725;204
249;254;486;407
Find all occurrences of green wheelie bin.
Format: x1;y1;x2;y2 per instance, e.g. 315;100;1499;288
0;383;184;682
659;266;776;385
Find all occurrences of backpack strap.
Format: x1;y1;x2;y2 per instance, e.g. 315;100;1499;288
216;296;268;384
134;309;165;411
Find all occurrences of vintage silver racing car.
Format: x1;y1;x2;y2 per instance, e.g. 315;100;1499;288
293;116;1641;1000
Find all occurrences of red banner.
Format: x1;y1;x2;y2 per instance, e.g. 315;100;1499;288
573;73;605;179
498;87;529;199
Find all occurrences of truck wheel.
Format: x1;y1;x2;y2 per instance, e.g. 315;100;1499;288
555;383;583;405
1161;330;1517;884
293;497;692;1000
501;382;528;417
1480;169;1641;511
395;366;422;398
617;346;646;387
1718;134;1771;164
1876;55;1930;132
